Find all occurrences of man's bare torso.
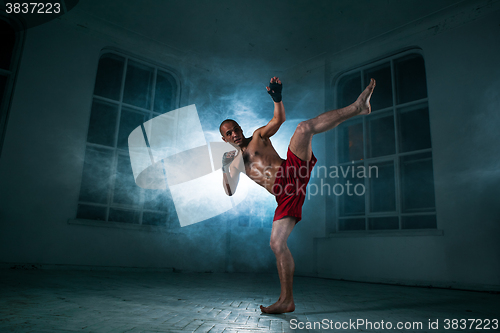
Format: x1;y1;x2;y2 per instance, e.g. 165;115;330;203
241;130;284;194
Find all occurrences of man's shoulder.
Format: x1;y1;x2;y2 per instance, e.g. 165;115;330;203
249;129;275;152
251;126;270;140
249;129;269;145
252;127;263;137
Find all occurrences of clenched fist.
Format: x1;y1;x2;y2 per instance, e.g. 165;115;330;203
267;77;282;103
222;150;237;173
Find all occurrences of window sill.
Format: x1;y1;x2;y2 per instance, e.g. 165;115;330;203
325;229;444;238
67;218;186;233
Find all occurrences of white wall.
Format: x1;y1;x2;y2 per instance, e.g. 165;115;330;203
316;8;500;291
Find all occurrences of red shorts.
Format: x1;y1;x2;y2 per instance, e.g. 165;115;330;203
272;147;317;223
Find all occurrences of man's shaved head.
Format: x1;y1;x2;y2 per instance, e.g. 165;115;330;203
219;119;238;135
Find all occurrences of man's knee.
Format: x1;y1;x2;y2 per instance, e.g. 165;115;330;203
269;237;286;253
296;120;313;136
270;237;286;254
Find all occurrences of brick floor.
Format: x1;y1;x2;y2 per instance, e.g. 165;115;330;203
0;269;498;332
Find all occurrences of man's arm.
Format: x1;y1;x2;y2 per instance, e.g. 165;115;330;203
222;172;238;196
259;77;285;138
222;151;244;196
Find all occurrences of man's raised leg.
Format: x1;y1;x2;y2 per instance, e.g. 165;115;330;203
289;79;376;161
260;216;296;314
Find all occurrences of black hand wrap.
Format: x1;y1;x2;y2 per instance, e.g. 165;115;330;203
267;81;283;103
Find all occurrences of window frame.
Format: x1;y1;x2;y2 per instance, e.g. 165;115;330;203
76;49;181;227
0;15;25;158
331;49;437;233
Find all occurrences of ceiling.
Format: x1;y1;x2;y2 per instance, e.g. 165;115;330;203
72;0;470;70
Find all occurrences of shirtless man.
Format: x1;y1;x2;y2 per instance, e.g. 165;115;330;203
220;76;375;314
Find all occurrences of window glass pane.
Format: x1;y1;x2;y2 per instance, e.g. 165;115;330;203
395;54;427;104
402;215;436;229
123;60;154;109
87;100;119;147
368;217;399;230
109;209;139;224
93;54;125;101
79;147;114;204
113;154;142;205
0;20;16;70
367;112;395;158
143;188;173;212
398;104;431;153
401;152;435;212
364;62;392;111
0;74;7;107
337;72;361;108
143;212;168;226
339;218;365;231
76;204;107;221
154;71;175;113
338;119;363;163
339;162;365;216
369;161;396;212
117;108;149;150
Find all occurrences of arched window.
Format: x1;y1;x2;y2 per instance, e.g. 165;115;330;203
333;50;436;231
77;51;180;227
0;17;24;157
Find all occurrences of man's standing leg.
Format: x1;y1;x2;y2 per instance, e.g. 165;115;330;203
260;79;376;314
260;216;297;314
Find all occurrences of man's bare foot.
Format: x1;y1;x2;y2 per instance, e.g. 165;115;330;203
260;299;295;314
356;78;376;115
